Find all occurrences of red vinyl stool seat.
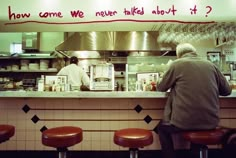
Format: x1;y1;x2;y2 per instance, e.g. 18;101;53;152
42;126;83;158
114;128;153;158
0;124;15;143
182;128;226;158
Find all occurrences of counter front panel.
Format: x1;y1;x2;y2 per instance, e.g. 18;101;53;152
0;92;235;151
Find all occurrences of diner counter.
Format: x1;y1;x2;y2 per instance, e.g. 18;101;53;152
0;90;236;152
0;90;236;98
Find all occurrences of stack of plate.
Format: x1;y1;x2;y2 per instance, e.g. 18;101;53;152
20;60;29;70
29;63;39;70
12;64;19;70
6;65;11;70
40;60;49;70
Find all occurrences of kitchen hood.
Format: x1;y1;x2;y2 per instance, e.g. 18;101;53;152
55;31;177;51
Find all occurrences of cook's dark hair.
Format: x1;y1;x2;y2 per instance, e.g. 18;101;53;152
70;56;78;64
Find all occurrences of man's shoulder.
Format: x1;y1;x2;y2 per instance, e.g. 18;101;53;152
173;57;209;64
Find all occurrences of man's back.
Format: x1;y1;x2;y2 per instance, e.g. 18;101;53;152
157;54;231;130
57;64;90;87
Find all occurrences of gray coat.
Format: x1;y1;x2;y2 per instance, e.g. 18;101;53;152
157;53;232;130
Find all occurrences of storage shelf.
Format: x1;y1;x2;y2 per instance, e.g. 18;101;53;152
0;56;56;60
0;70;58;73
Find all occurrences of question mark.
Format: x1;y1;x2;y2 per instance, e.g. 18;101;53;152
205;6;212;17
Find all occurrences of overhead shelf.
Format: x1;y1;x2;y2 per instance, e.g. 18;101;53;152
0;70;58;73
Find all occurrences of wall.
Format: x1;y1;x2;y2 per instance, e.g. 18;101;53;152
192;39;220;57
0;32;64;53
0;33;22;52
40;32;64;52
1;0;235;32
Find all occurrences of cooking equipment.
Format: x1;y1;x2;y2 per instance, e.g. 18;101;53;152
90;63;114;90
22;78;36;89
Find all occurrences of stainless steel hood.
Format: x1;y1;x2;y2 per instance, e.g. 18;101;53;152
55;31;176;51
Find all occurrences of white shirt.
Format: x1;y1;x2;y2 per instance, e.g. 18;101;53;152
57;64;90;88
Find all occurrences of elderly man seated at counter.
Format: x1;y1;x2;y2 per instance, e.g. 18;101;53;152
156;43;232;158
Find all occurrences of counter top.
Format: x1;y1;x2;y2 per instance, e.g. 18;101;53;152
0;90;236;98
0;91;167;98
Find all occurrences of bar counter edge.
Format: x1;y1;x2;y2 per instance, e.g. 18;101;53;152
0;90;236;98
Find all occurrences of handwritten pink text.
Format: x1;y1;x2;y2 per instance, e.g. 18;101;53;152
123;7;144;16
39;12;63;18
96;10;118;17
8;6;30;20
152;5;177;15
190;5;197;15
70;10;84;18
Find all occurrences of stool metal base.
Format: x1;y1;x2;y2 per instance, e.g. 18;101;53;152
59;151;67;158
191;143;208;158
199;147;208;158
57;147;68;158
129;148;139;158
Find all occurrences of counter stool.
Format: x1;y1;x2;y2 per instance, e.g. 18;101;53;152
0;124;15;144
114;128;153;158
42;126;83;158
182;128;226;158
